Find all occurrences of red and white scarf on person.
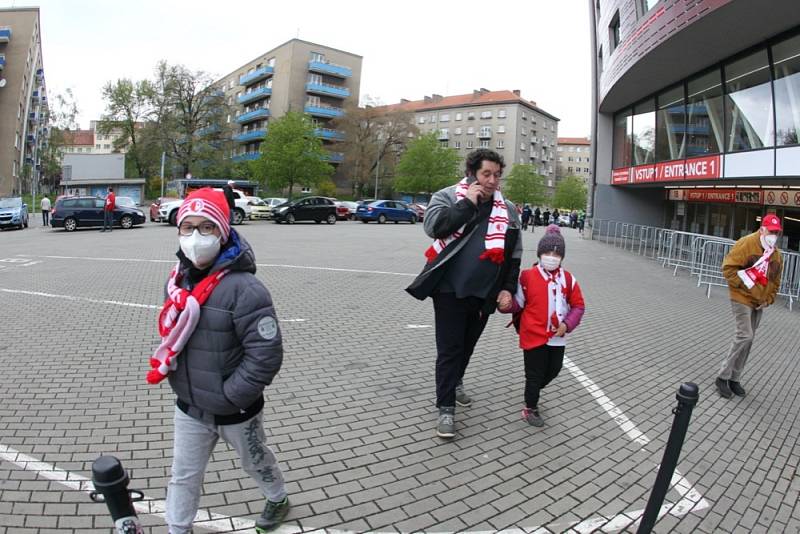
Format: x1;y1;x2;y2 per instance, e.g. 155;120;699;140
737;240;774;289
540;265;569;345
146;263;229;384
424;177;508;264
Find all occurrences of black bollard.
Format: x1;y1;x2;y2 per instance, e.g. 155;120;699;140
89;455;144;534
636;383;699;534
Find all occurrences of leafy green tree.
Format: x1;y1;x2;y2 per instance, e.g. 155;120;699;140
38;89;80;194
503;164;548;207
394;132;461;195
553;175;588;211
253;112;334;199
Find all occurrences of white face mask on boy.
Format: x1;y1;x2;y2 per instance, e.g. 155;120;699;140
540;255;561;272
180;231;221;269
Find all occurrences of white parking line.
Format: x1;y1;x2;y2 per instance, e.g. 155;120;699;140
0;288;160;309
15;254;418;276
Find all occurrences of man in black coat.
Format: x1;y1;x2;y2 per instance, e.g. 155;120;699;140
222;180;237;224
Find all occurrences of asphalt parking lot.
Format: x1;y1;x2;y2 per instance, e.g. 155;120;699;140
1;216;799;533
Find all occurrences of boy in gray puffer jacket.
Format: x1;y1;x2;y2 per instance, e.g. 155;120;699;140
147;187;288;534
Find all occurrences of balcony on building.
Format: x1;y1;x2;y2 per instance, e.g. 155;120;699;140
197;124;221;137
238;86;272;105
477;130;492;139
234;129;267;143
28;111;37;123
314;128;345;141
322;152;344;163
0;27;10;43
304;102;344;118
31;89;39;103
239;66;274;86
0;54;5;71
236;108;270;124
308;60;352;78
305;81;350;99
26;134;36;144
232;152;260;162
438;131;449;141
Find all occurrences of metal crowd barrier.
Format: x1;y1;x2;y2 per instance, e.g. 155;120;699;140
587;218;798;311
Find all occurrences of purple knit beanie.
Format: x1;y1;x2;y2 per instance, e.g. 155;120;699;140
537;224;565;257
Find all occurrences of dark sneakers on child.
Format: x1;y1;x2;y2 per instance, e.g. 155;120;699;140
436;406;456;438
522;407;544;427
729;381;746;397
255;497;290;533
455;384;472;407
716;377;733;399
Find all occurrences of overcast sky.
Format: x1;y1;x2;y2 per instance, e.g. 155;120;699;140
3;0;592;137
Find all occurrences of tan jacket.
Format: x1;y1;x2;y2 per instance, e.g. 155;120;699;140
722;232;783;308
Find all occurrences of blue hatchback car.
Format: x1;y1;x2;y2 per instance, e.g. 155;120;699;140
0;197;29;230
356;200;417;224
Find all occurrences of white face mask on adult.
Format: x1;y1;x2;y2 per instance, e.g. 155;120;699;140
540;255;561;272
760;232;778;250
180;231;221;269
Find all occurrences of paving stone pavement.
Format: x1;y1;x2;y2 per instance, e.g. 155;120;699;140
0;216;799;533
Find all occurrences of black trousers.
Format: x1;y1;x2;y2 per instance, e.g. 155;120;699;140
42;210;49;226
433;293;489;408
523;344;565;409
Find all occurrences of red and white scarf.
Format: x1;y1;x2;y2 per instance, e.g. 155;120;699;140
540;265;569;346
146;263;228;384
737;241;774;289
424;177;508;264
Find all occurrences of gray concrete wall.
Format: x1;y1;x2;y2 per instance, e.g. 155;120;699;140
62;154;125;181
593;183;666;227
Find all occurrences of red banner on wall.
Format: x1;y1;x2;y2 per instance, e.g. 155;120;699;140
684;155;722;180
612;168;631;184
632;164;656;183
655;160;686;181
685;189;736;203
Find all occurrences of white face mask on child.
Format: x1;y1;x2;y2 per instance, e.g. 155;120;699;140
540;255;561;272
180;231;221;269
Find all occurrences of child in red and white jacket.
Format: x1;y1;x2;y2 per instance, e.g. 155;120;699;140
498;225;585;427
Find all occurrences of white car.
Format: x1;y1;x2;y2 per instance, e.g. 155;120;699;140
262;197;288;219
159;189;251;226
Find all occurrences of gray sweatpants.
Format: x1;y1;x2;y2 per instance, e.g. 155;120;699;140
166;407;286;534
719;300;763;382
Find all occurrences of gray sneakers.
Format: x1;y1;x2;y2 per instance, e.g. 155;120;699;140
255;497;290;532
437;406;455;439
522;407;544;427
455;383;472;407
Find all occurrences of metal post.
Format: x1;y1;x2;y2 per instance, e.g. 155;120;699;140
374;157;380;199
636;383;700;534
90;456;144;534
160;151;166;198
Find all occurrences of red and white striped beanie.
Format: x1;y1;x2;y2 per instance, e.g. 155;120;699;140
177;188;231;243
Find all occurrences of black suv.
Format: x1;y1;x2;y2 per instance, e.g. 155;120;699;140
51;196;146;232
272;196;337;224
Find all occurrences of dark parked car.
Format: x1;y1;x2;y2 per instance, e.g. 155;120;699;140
51;196;146;232
0;197;29;230
356;200;417;224
272;196;337;224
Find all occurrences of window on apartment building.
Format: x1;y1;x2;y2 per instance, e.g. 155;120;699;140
497;140;504;149
308;73;322;84
498;109;507;118
521;127;526;136
467;140;474;149
557;146;563;152
268;57;276;67
497;125;506;133
639;0;659;14
455;112;462;121
440;141;449;148
584;167;590;173
480;111;492;119
430;114;436;123
568;156;573;162
311;52;325;62
454;141;461;149
522;112;527;121
609;11;621;52
479;126;491;137
467;112;475;120
454;127;462;135
104;144;111;149
418;117;425;124
558;157;563;162
96;144;101;149
467;126;475;135
567;167;573;173
520;143;526;151
480;140;490;148
14;132;19;149
439;128;449;140
440;113;450;122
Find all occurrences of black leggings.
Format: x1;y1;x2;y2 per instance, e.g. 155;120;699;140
523;344;565;409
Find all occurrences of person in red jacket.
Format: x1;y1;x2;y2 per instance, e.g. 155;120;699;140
101;187;116;232
499;225;585;427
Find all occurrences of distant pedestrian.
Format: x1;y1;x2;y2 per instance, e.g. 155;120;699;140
40;195;51;227
578;211;586;235
406;149;522;440
521;205;532;231
147;187;289;533
553;209;560;224
223;180;237;225
716;214;784;399
101;187;115;232
499;225;585;427
542;209;551;226
534;207;542;227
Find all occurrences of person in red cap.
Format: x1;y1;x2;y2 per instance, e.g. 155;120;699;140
147;187;289;533
717;213;784;399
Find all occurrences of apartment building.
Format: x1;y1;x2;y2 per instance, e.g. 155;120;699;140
379;89;560;191
557;137;592;184
0;7;48;196
214;39;362;165
62;122;141;155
